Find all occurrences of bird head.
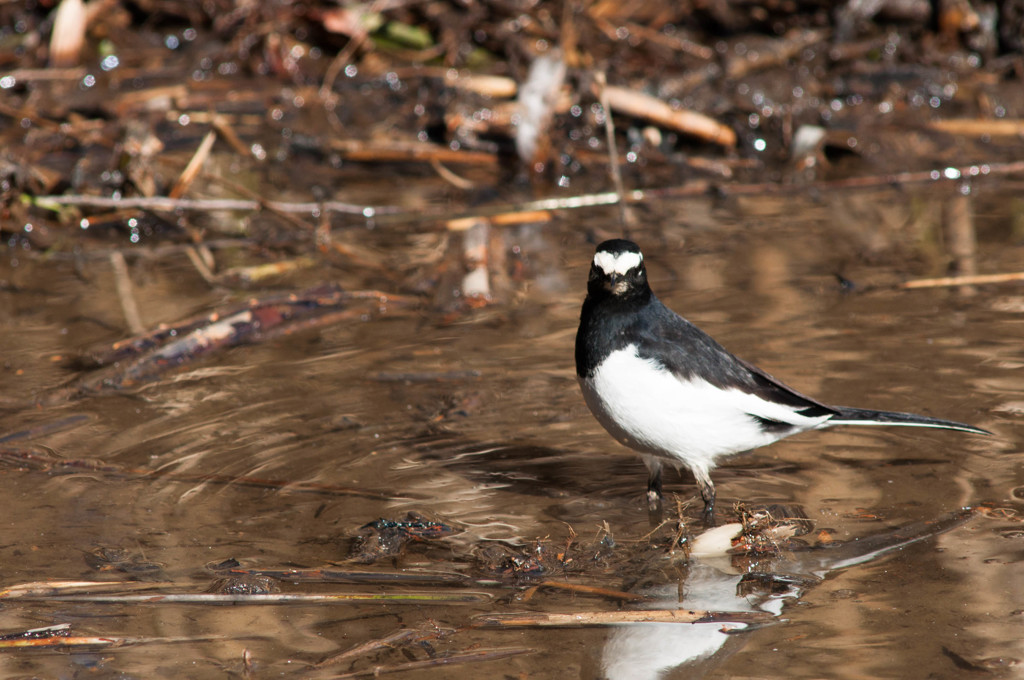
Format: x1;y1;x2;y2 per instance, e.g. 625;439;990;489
588;239;649;298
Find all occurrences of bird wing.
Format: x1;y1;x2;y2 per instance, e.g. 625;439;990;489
636;300;837;425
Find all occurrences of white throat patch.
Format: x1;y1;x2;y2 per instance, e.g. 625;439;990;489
593;250;642;276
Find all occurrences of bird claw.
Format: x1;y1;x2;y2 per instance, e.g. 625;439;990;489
702;502;717;527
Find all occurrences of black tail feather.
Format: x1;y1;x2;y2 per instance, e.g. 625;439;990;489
829;406;990;435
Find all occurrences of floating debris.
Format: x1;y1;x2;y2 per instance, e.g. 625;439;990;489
349;512;459;564
207;575;281;595
84;546;165;576
38;285;418;404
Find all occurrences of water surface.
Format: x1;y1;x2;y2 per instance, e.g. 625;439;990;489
0;185;1021;678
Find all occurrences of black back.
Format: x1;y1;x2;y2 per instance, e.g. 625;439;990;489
575;239;835;419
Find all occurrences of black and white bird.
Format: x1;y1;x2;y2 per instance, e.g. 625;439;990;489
575;238;989;522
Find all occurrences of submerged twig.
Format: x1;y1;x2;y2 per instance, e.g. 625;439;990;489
0;633;222;650
474;608;774;627
329;647;533;679
314;629;422;668
4;591;493;605
0;622;242;650
900;271;1024;289
0;448;424;501
209;565;472;587
941;192;978;296
201;169;318;234
519;580;648;603
108;251;145;334
595;72;635;229
40;285;417;402
184;245;218;285
215;256;318;285
0;580;165;599
0;414;90;444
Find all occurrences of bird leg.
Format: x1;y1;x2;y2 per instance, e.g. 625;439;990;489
646;475;663;526
694;469;717;526
644;457;664;515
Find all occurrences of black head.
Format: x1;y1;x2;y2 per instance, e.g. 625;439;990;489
587;239;650;300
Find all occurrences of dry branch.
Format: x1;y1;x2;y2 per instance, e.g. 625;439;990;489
169;130;217;198
928;119;1024;137
599;84;737;147
326;139;499;165
33;194;393;216
724;28;829;79
49;0;87;67
901;272;1024;289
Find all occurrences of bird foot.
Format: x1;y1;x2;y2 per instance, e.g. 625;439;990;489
647;489;664;526
702;503;717;527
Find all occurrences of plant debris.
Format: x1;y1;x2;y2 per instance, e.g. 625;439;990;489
349;512;460;564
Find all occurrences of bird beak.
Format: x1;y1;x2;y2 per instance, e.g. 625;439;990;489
604;273;630;295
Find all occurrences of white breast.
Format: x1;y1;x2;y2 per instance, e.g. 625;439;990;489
579;345;830;474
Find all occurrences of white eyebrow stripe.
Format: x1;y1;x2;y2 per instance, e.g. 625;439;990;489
593;250;642;276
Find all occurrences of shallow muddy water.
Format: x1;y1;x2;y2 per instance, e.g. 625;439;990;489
1;182;1022;679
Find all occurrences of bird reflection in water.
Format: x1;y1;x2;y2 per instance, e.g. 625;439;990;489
598;508;973;679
